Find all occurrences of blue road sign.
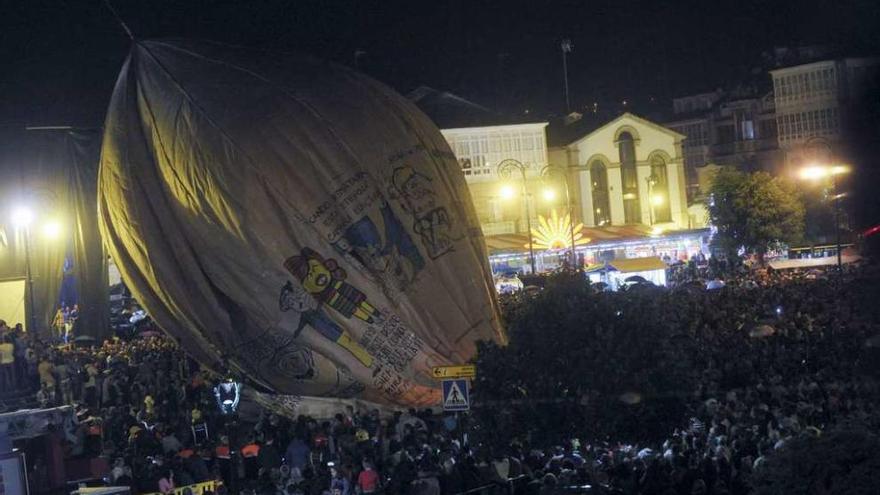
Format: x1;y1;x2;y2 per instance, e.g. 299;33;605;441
441;379;470;411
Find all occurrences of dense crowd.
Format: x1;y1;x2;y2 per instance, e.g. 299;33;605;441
481;264;879;494
1;261;878;495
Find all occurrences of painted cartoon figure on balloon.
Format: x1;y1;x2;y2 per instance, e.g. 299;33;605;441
335;200;425;291
389;165;461;259
284;247;382;324
279;280;374;368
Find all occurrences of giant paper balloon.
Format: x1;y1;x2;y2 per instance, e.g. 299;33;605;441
98;40;505;406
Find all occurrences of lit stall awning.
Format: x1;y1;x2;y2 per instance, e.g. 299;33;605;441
608;256;668;273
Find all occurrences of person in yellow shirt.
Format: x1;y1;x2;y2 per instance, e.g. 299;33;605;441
52;309;65;341
38;356;56;395
0;336;15;390
144;394;155;417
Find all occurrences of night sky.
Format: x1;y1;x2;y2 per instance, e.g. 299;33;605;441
2;0;879;127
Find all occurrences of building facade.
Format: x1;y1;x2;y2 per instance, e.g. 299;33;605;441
440;123;550;236
665;90;781;200
770;57;879;169
550;113;690;230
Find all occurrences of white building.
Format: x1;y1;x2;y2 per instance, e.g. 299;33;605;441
550;113;690;230
771;57;879;168
441;123;550;236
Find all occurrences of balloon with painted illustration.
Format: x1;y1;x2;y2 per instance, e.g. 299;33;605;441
98;40;505;406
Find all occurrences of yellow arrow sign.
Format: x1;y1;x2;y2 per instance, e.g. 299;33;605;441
432;365;476;379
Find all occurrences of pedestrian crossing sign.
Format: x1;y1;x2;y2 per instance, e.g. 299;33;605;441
441;379;470;411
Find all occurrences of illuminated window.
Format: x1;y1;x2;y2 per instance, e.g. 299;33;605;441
650;156;672;223
590;160;611;226
741;119;755;140
618;132;641;224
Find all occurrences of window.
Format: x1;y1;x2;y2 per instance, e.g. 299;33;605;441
650;156;672;223
618;132;641;224
741;119;755;140
717;125;735;144
590;161;611;226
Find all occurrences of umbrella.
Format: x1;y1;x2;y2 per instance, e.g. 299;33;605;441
749;324;775;338
139;330;162;338
706;279;725;290
624;275;649;284
618;392;642;405
73;335;96;344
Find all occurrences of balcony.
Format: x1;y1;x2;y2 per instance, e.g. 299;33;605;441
712;138;778;157
480;221;518;236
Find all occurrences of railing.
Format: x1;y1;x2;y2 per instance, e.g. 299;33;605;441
453;475;530;495
481;221;517;236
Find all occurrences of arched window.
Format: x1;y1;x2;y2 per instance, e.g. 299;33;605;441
650;155;672;223
590;160;611;226
618;132;641;223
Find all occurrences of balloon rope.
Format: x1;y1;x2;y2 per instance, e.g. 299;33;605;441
102;0;136;41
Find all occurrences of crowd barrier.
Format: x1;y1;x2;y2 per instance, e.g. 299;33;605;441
142;479;222;495
453;475;530;495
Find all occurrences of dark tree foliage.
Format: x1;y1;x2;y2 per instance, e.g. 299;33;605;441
709;168;805;261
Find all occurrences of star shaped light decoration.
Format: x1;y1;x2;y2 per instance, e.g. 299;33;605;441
526;209;591;250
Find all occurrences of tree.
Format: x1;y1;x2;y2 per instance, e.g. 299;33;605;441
709;168;805;263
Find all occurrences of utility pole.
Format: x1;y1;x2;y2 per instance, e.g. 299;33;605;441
561;39;573;113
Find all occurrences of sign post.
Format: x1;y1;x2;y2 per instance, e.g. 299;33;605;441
432;365;476;380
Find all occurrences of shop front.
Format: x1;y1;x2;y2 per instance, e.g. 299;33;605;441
486;226;710;276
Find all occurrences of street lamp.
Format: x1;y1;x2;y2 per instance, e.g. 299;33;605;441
11;206;37;333
498;159;536;274
797;163;850;274
10;206;64;333
541;164;578;267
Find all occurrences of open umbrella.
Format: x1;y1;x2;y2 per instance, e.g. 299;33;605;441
73;335;96;345
749;324;775;338
706;279;725;290
624;275;649;284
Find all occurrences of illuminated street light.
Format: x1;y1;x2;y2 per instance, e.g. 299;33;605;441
11;206;34;228
42;220;62;239
797;163;851;274
651;194;664;206
9;201;63;333
498;159;536;274
542;188;557;202
499;184;516;200
798;164;850;181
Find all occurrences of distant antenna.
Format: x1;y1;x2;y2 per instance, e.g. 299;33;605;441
561;39;573;113
103;0;135;40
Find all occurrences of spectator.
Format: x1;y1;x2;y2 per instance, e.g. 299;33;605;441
357;459;380;495
0;336;15;390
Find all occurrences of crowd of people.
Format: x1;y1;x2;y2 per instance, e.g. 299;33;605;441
1;260;877;495
481;263;879;494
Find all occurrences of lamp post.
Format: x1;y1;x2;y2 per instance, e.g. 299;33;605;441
11;207;36;333
797;164;850;274
498;159;536;274
11;205;63;334
541;164;578;267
